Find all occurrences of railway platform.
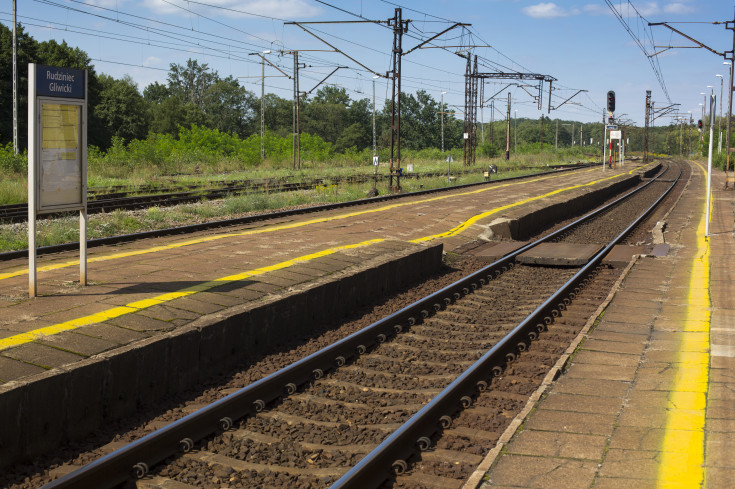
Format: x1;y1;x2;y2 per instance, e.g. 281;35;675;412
472;162;735;489
0;161;663;473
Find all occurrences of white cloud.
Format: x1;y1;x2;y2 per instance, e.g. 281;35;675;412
147;0;321;19
584;2;661;17
143;56;164;68
521;3;577;19
664;3;694;15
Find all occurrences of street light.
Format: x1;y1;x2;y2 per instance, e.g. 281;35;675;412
372;75;379;193
514;110;517;152
725;61;733;184
716;74;724;153
700;92;707;132
372;75;379;158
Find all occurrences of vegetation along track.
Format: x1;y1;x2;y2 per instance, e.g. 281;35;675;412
0;164;594;260
0;164;589;223
25;161;682;489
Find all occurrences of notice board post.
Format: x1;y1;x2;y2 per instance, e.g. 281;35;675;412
28;63;87;297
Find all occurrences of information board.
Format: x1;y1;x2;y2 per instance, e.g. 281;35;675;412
39;103;83;210
28;63;88;297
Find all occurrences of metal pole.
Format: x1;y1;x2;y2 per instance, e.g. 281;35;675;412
706;95;715;236
514;110;517;152
480;81;485;145
295;52;301;170
718;74;723;154
372;77;377;192
261;56;265;160
555;119;558;149
292;53;297;170
726;22;735;187
505;92;510;160
12;0;18;154
441;91;445;153
602;109;607;172
372;78;377;157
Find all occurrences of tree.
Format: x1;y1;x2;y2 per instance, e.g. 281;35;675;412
335;122;368;153
95;74;149;144
202;76;256;137
143;82;170;104
0;22;37;149
262;93;293;137
167;59;216;109
148;96;206;136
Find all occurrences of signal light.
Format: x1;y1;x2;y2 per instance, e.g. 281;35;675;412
607;91;616;112
698;119;703;129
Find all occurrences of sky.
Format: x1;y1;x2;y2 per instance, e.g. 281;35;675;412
4;0;735;127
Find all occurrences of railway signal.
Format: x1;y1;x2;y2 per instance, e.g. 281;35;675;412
698;119;703;130
607;90;616;113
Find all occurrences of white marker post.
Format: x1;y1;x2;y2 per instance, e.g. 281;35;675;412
706;94;715;237
28;63;88;297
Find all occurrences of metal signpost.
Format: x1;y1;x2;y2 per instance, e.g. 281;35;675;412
28;63;88;297
706;94;716;237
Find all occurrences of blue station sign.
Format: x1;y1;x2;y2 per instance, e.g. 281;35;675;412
35;65;86;99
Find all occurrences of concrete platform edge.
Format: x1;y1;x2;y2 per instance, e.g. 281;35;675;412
0;242;444;469
461;255;641;489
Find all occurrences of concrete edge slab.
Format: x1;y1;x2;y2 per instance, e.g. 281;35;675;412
461;255;641;489
0;242;444;469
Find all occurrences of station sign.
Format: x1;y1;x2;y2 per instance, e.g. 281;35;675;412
30;64;87;214
36;65;86;99
606;125;618;130
28;63;88;297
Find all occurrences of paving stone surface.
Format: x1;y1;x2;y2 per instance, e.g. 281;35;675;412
478;164;735;489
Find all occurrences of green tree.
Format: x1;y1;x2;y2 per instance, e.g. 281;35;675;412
167;59;216;108
95;74;149;144
203;76;256;136
148;96;206;136
0;22;36;150
143;81;170;104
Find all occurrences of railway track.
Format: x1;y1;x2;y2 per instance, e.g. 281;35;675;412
0;163;595;261
23;160;682;489
0;163;595;223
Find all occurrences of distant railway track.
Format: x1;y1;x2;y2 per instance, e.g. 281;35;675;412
0;162;596;261
0;163;594;223
37;160;679;489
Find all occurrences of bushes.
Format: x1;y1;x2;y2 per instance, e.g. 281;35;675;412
86;125;339;177
0;142;26;174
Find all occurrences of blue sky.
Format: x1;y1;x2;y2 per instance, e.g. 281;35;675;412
5;1;734;126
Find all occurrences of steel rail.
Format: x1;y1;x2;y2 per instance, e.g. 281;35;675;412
329;162;681;488
40;162;665;489
0;164;595;262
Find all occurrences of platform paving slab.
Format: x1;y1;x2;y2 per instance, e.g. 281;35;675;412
475;163;734;489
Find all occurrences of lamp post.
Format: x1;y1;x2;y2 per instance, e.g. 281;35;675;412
701;92;707;131
372;75;379;193
514;110;517;152
441;91;446;153
716;74;724;153
373;76;379;158
725;61;733;186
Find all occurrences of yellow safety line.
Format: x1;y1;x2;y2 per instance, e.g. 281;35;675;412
0;166;611;282
0;239;384;351
1;164;650;351
657;161;710;488
410;168;628;243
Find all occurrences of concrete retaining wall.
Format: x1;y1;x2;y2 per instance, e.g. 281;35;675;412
0;243;443;469
489;164;660;240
